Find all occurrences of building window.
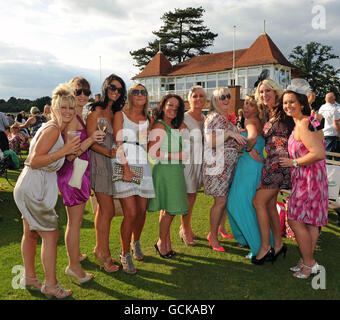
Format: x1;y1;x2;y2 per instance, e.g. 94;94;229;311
176;77;185;90
274;68;279;83
280;69;286;87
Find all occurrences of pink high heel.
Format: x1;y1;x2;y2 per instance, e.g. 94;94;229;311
218;229;234;239
206;233;226;252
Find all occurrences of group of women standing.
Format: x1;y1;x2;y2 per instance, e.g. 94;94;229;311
13;73;329;299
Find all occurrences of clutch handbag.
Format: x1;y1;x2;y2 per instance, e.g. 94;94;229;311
112;163;143;185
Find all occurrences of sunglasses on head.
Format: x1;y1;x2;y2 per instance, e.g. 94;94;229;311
74;88;91;96
220;93;231;100
132;89;148;96
108;84;123;94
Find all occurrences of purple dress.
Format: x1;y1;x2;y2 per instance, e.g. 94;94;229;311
57;115;91;207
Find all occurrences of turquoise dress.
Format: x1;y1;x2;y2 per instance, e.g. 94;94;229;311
226;132;272;258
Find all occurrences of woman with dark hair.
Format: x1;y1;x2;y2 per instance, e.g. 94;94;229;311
148;94;189;258
57;76;104;283
112;83;155;274
86;74;126;272
279;82;327;279
252;79;294;265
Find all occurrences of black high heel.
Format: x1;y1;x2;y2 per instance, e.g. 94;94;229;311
251;248;275;265
273;244;287;261
154;243;171;259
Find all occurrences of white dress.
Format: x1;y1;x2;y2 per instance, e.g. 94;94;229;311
112;112;155;199
13;122;65;231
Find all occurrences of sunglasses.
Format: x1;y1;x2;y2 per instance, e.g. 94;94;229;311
74;89;91;96
220;93;231;100
108;84;123;94
132;89;148;96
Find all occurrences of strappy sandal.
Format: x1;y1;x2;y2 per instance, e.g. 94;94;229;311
41;282;72;299
131;241;144;261
293;262;320;279
120;253;137;275
290;258;303;272
20;275;42;291
93;251;119;273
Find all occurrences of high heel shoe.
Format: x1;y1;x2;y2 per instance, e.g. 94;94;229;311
206;233;226;252
93;251;119;273
218;229;234;239
65;266;93;284
251;247;275;265
41;282;72;299
20;275;42;291
290;258;303;272
131;241;144;261
273;244;287;261
293;262;320;279
179;229;196;246
120;253;137;275
154;242;171;259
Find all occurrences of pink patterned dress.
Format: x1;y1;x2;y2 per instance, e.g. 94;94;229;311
203;112;239;197
287;131;328;226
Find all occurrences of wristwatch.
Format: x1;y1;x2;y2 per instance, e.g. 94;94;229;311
292;159;299;167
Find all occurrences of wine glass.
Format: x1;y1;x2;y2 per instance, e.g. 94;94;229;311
97;118;107;132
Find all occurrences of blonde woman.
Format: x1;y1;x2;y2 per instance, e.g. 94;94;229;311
227;96;267;259
252;79;294;265
14;83;81;299
57;77;104;284
113;83;155;274
180;85;206;246
203;87;247;252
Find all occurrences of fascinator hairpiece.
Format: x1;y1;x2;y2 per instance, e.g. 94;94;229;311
286;78;311;96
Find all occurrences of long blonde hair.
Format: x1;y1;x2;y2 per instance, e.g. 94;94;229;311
127;83;149;118
254;79;283;106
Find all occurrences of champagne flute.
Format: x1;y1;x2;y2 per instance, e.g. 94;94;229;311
97;118;107;132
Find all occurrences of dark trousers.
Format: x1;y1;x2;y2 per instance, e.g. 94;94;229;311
325;136;338;160
0;131;9;151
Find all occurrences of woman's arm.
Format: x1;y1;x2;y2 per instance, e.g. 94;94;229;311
280;118;325;167
86;110;116;158
29;125;80;169
244;118;258;152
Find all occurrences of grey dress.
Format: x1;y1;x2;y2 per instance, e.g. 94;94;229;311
13;122;65;231
183;112;205;193
89;119;115;195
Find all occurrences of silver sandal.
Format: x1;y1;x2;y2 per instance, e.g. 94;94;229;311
131;241;144;261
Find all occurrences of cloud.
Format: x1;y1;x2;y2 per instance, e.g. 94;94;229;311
0;0;339;101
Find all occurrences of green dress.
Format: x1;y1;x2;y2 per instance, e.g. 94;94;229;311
147;120;189;215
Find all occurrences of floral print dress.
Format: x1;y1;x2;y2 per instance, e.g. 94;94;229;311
203;112;239;197
287;131;328;226
259;118;291;190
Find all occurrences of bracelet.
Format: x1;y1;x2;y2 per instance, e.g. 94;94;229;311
246;147;253;153
49;154;55;162
79;147;85;154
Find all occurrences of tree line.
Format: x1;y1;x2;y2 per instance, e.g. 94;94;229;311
0;96;51;114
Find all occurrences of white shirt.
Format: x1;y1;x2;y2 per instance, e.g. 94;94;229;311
318;102;340;137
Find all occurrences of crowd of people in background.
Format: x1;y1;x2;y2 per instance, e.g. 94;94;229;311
2;72;335;299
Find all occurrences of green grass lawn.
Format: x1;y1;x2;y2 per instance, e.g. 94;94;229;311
0;166;339;300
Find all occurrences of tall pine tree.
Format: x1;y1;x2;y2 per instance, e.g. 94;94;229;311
130;7;218;70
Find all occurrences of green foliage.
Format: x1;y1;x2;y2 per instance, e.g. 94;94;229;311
289;42;340;107
130;7;218;70
0;96;51;113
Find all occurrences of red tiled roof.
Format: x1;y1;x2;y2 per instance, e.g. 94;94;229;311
236;33;295;68
132;52;172;79
133;33;294;79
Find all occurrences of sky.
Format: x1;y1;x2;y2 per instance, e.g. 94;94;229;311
0;0;339;101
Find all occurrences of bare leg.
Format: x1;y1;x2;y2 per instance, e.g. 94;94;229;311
180;193;197;241
94;192;115;259
21;219;39;279
253;188;278;259
132;196;148;242
119;196;137;255
65;203;86;277
267;194;283;253
219;209;228;234
158;211;174;255
38;229;59;286
209;196;227;247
